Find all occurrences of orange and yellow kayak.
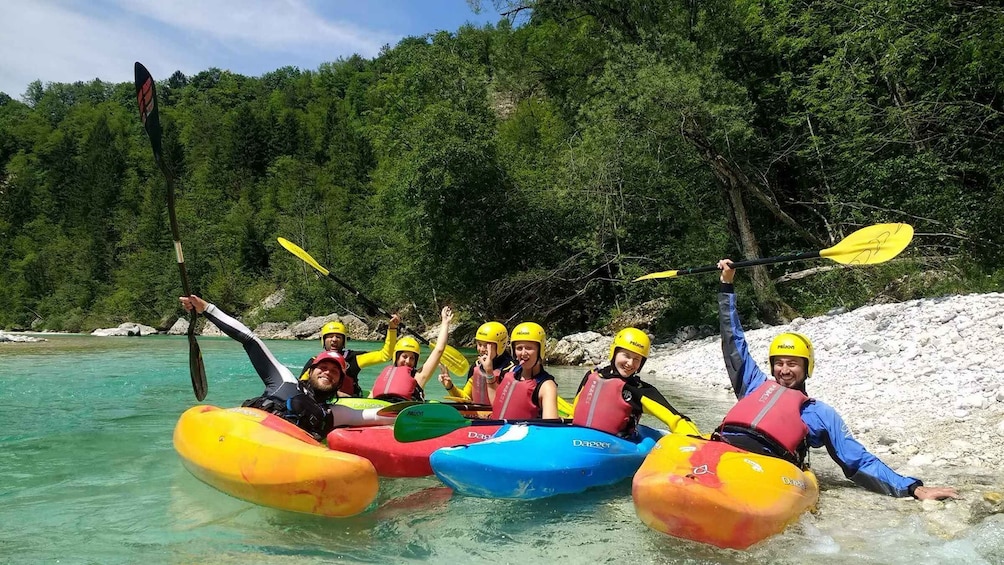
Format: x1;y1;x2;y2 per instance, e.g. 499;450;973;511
173;405;378;517
632;433;818;550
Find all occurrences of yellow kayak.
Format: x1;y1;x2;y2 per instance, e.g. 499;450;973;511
173;405;378;517
632;433;818;550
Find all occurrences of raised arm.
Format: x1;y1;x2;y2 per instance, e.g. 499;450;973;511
179;295;295;393
717;259;769;398
354;314;401;368
415;306;454;388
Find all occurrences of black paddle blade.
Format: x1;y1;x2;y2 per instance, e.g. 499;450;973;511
133;62;163;157
187;312;207;400
188;337;208;401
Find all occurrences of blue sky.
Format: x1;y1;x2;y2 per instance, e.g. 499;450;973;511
0;0;501;99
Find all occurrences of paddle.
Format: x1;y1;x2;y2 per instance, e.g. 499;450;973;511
394;404;568;442
376;400;493;417
639;396;701;436
634;223;914;281
277;237;470;376
134;62;208;401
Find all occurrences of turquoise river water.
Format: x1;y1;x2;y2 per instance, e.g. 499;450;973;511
1;334;1001;564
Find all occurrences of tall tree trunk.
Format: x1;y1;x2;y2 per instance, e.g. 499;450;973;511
681;117;797;323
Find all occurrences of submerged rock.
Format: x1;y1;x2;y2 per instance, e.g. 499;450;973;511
91;323;158;337
0;331;47;343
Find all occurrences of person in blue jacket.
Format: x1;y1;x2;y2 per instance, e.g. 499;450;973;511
714;259;957;501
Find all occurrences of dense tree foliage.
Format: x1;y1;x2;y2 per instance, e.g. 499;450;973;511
1;0;1001;333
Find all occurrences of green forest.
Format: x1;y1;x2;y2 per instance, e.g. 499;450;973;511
1;0;1002;336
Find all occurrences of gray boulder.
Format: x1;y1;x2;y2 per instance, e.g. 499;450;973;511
548;331;613;366
0;331;46;343
254;322;294;340
167;318;189;335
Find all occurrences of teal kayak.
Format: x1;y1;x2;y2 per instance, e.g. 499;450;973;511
430;423;666;499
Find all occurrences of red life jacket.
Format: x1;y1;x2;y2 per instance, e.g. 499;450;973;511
470;365;500;405
719;382;809;456
337;350;362;395
338;375;357;396
371;365;420;401
572;372;633;435
491;371;540;419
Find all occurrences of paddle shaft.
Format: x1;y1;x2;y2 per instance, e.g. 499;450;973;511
319;271;433;345
676;250;822;277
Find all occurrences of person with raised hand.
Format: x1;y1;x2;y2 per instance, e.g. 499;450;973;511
439;321;515;404
491;322;559;420
572;328;696;438
180;295;394;440
369;306;455;402
713;259;957;501
297;314;401;398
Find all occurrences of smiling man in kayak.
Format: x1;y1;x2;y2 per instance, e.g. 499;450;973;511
714;260;957;501
180;295;394;440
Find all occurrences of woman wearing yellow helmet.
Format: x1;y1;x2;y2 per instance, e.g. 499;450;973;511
369;307;455;402
714;259;956;501
439;321;515;404
490;322;559;420
571;328;692;437
298;313;402;397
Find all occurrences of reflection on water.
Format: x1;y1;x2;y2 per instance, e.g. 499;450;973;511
0;335;1000;564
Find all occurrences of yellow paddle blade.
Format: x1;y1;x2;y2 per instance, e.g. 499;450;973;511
633;269;680;282
640;396;701;435
277;237;329;276
557;396;574;418
820;223;914;265
435;343;470;377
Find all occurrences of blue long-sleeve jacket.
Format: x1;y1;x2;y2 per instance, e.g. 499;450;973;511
718;286;921;497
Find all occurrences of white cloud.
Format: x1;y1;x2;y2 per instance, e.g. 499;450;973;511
0;1;198;97
117;0;394;56
0;0;395;99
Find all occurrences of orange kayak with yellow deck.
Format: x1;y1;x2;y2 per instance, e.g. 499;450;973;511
173;405;379;517
632;433;818;550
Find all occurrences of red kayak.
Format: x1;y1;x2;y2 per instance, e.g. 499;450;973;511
326;424;501;477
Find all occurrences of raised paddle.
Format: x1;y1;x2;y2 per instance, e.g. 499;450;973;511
277;237;470;376
634;223;914;281
394;404;569;442
376;400;493;416
134;62;208;401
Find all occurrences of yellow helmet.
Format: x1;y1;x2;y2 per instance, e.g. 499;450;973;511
609;327;651;360
320;321;347;344
768;332;814;377
475;322;509;354
510;322;546;357
394;336;422;360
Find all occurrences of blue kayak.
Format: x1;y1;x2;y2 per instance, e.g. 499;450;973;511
430;423;666;499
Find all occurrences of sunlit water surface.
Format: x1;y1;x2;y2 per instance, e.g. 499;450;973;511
1;335;1001;564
